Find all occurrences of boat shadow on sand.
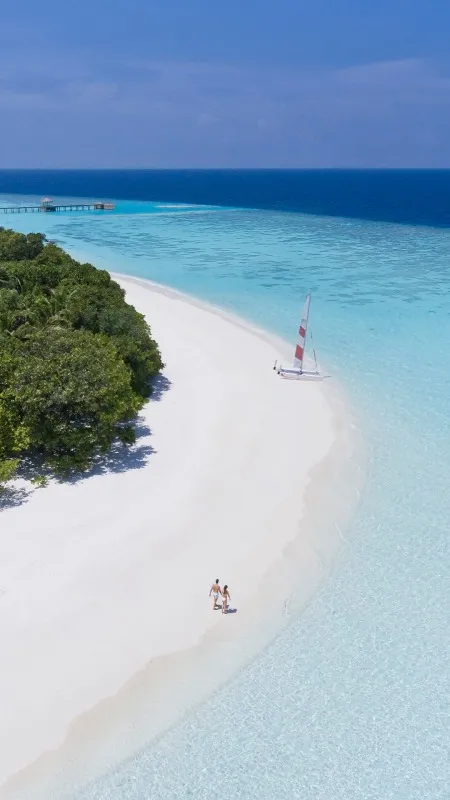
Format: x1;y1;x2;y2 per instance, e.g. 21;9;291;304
0;374;172;510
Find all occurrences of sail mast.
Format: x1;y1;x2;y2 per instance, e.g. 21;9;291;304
293;293;311;372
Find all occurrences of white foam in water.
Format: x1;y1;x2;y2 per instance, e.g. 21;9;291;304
2;200;449;799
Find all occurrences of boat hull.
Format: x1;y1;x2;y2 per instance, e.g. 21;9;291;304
277;368;324;381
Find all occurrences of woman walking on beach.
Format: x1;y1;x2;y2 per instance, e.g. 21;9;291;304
222;584;231;614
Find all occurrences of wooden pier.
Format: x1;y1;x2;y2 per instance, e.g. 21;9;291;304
1;198;115;214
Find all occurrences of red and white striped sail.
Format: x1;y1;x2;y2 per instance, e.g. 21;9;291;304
292;293;311;371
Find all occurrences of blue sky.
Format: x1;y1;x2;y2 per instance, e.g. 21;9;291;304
0;0;449;167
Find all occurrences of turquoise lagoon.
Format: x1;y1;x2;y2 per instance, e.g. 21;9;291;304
2;197;449;799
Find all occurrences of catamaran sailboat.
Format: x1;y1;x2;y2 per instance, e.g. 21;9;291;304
273;293;324;380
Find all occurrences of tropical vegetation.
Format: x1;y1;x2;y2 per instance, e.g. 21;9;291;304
0;227;163;483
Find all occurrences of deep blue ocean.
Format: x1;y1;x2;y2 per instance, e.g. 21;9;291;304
1;168;450;226
1;171;449;800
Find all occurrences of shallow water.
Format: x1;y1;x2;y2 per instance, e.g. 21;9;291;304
2;197;449;799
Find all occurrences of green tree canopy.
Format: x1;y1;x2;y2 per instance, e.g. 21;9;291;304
0;228;163;482
0;228;45;261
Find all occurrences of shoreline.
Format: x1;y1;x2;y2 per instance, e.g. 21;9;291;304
0;274;365;800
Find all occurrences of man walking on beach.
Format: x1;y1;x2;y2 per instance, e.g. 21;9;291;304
209;579;222;610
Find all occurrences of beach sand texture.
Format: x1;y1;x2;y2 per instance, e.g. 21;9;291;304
0;276;338;792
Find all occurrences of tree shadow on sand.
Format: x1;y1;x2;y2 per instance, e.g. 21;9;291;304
2;419;155;507
1;373;172;506
0;485;31;512
14;416;156;489
74;374;171;481
150;373;171;401
66;418;155;484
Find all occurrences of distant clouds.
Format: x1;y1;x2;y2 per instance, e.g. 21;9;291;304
0;55;449;167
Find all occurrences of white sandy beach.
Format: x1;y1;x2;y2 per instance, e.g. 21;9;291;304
0;276;346;796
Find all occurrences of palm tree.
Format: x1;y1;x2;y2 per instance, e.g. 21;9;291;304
42;285;80;329
0;274;22;294
0;280;80;336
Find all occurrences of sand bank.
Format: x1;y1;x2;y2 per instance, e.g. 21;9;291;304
0;276;360;798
